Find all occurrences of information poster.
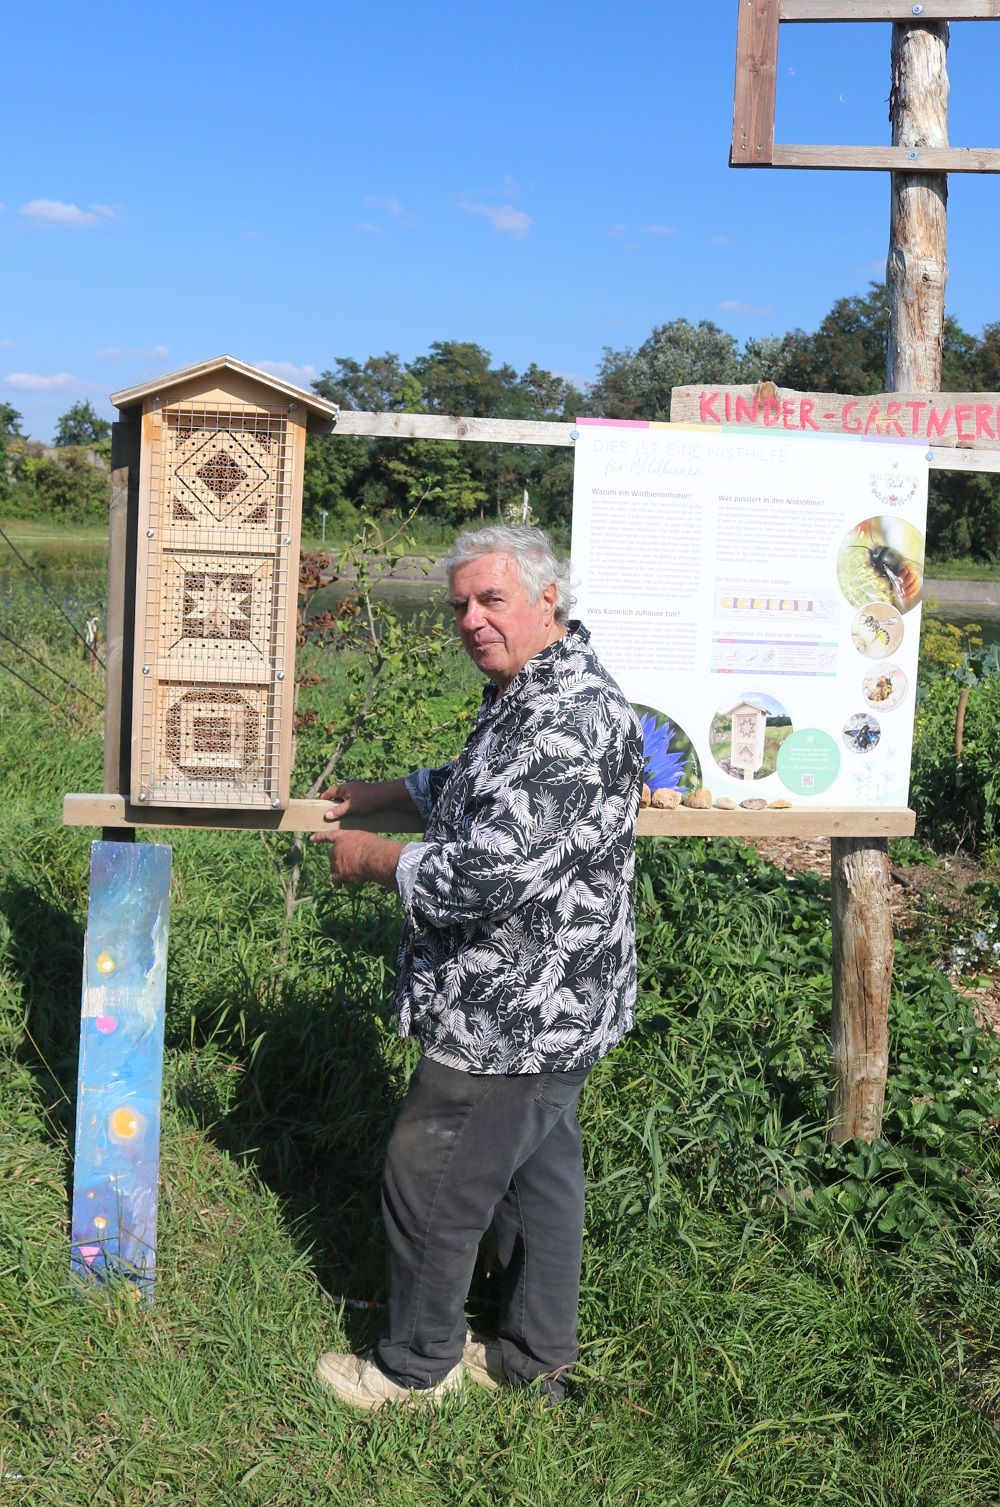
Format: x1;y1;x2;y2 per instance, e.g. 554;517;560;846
570;420;929;808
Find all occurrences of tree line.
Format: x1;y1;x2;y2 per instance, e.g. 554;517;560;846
2;285;998;560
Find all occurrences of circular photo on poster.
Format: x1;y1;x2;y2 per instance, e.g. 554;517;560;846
777;728;841;797
837;516;925;614
850;602;904;659
862;664;908;712
708;692;793;782
632;704;701;796
843;711;882;754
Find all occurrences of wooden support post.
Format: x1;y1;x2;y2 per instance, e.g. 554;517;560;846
103;419;140;843
887;21;950;388
829;838;894;1141
829;17;949;1143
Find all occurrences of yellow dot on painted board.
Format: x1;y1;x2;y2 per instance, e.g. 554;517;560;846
96;952;116;975
94;1215;107;1229
110;1106;139;1139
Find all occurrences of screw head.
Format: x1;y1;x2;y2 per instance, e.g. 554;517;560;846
908;149;919;160
912;4;923;13
141;664;150;674
146;528;154;538
289;401;298;411
137;791;147;801
271;797;280;808
282;535;292;546
276;670;285;680
569;427;580;441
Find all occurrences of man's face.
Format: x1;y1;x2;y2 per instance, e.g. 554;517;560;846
449;553;559;692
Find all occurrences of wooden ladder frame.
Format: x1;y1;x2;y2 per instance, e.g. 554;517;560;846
732;0;1000;171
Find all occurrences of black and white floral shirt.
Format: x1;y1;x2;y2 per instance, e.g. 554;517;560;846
394;622;643;1074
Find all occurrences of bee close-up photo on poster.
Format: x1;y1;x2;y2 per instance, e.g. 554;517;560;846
570;420;929;809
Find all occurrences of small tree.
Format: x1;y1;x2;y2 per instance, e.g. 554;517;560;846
54;400;111;449
0;402;24;501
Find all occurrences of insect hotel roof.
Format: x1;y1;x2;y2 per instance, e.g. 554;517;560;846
112;358;338;814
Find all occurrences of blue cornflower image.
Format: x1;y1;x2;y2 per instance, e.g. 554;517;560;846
638;711;688;791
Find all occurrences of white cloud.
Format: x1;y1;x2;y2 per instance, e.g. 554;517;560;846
96;344;169;361
5;371;90;391
710;234;732;245
19;200;118;229
0;339;12;349
607;223;630;237
243;228;264;241
719;299;774;316
640;224;675;236
365;194;406;217
254;360;319;388
459;200;532;237
358;221;385;234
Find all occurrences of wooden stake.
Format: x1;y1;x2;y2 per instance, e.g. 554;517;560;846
829;19;950;1143
830;839;894;1142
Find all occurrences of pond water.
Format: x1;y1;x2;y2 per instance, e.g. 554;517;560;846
2;560;998;649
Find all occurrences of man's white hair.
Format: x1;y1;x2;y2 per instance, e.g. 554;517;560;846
444;525;575;624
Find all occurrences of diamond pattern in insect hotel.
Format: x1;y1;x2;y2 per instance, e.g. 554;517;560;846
131;402;301;808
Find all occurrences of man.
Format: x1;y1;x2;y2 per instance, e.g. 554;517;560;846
311;525;642;1410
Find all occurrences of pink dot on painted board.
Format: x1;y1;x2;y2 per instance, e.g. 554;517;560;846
95;1016;117;1033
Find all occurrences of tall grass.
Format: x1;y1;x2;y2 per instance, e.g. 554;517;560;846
1;613;999;1504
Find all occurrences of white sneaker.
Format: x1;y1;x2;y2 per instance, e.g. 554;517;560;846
315;1350;463;1411
462;1336;504;1391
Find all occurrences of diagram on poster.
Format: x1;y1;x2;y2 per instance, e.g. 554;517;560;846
570;420;929;809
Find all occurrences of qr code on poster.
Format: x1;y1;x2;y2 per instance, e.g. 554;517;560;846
801;773;815;789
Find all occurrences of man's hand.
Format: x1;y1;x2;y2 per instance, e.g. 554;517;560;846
320;778;416;822
310;827;405;889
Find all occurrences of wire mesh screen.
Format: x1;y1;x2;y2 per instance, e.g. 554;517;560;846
132;402;296;808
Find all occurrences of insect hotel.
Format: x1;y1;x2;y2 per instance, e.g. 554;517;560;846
724;698;767;782
111;358;340;813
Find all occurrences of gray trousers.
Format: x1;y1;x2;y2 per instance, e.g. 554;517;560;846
375;1055;589;1397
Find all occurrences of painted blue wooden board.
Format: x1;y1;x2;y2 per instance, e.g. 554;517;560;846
70;841;171;1297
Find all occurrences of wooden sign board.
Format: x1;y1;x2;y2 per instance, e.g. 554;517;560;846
733;0;1000;173
671;382;1000;449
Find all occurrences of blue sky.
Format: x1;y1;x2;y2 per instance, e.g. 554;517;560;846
3;1;999;439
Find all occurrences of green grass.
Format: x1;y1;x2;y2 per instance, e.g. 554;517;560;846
925;556;1000;581
1;621;999;1504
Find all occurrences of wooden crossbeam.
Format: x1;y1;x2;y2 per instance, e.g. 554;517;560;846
780;1;1000;19
63;793;916;839
771;144;1000;172
324;409;1000;470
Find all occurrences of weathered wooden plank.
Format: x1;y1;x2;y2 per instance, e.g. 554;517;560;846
780;0;1000;18
732;0;780;165
925;445;1000;471
64;793;425;833
63;792;916;839
329;411;576;446
670;382;1000;448
769;143;1000;170
70;841;171;1297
